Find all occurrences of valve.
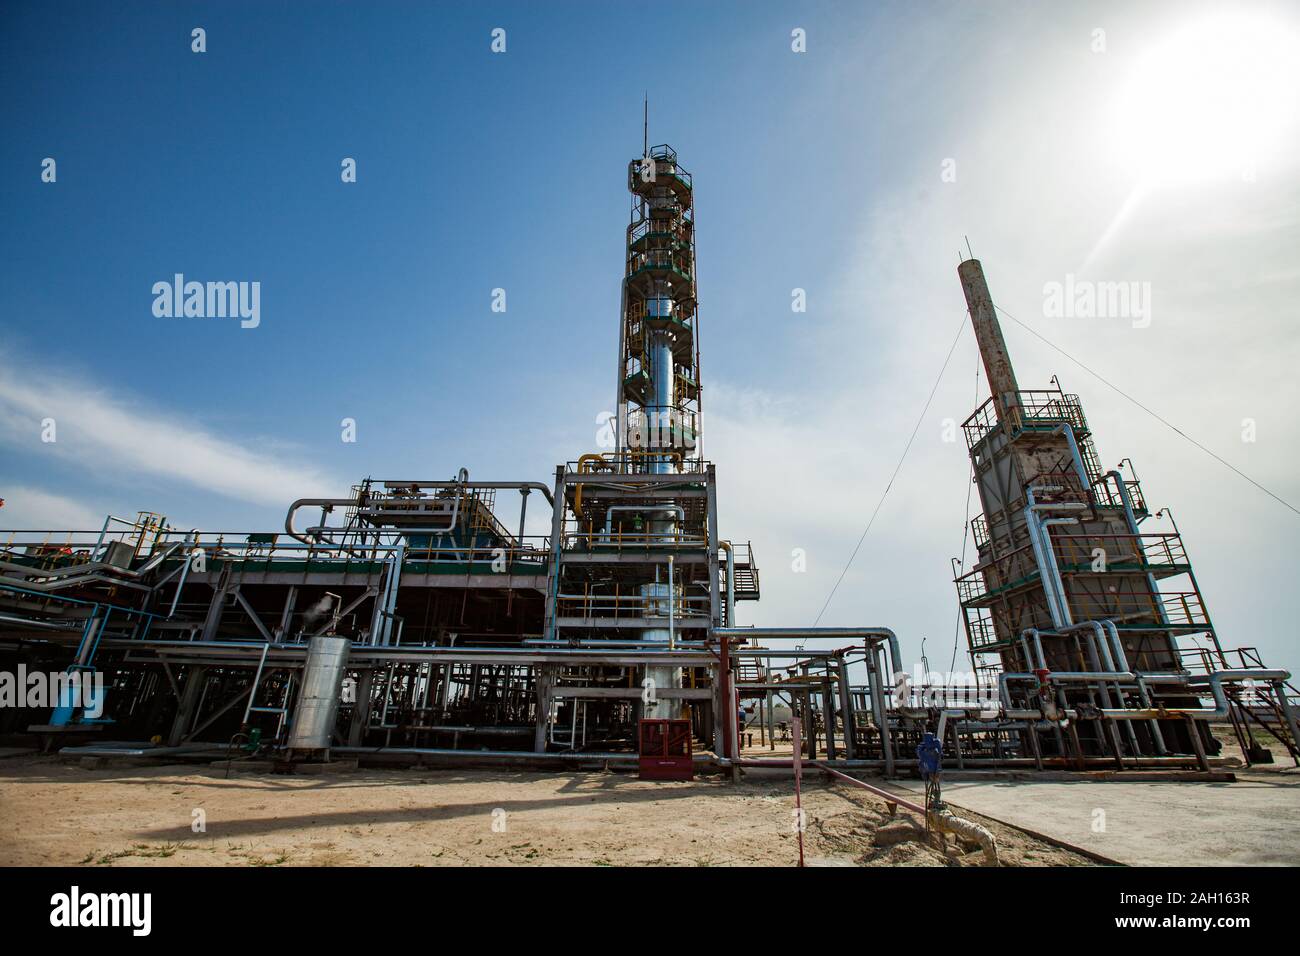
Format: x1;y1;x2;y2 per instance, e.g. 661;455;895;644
916;731;943;779
1033;667;1052;696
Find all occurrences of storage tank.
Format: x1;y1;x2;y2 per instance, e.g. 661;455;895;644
287;635;351;753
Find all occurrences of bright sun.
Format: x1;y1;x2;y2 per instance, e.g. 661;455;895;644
1112;11;1300;187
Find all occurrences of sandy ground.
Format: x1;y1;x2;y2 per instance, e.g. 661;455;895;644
0;755;1089;867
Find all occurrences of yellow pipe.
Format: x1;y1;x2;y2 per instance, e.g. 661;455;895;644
574;453;614;518
573;449;685;518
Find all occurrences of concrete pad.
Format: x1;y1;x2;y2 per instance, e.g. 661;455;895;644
887;770;1300;866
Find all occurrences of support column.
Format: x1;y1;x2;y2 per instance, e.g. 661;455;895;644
822;676;836;761
867;652;894;776
1186;715;1210;772
275;585;298;641
543;468;565;642
1273;681;1300;766
200;569;231;643
167;665;208;747
712;659;725;759
533;665;555;753
837;658;856;760
347;668;374;746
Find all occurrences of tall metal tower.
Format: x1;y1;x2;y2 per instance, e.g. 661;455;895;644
613;143;703;716
615;143;702;468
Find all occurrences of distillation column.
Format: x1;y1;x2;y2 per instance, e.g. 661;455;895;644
619;145;702;718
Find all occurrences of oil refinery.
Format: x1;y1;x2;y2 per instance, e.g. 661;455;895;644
2;143;1294;780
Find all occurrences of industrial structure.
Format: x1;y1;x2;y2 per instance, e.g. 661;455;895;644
952;259;1298;767
0;143;1296;775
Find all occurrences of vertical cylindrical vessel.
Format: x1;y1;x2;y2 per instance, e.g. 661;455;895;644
622;144;701;718
288;635;351;752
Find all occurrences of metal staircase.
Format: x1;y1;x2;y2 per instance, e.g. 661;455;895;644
730;541;761;601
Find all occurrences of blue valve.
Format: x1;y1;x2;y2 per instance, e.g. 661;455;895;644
916;731;943;779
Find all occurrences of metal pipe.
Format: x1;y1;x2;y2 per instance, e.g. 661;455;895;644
1053;424;1090;489
712;628;902;683
1108;469;1172;627
1039;516;1079;626
1120;669;1293;721
720;541;735;627
167;542;200;618
1018;628;1046;670
0;540;185;582
868;645;895;776
1022;486;1084;628
817;762;998;864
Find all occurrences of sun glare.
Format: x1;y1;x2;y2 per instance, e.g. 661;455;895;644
1112;11;1300;186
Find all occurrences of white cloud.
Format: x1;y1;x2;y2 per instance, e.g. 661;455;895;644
0;357;343;508
0;486;104;531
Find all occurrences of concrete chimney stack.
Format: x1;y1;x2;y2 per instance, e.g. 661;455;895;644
959;258;1021;422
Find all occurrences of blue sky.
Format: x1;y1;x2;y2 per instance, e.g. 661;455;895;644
3;1;1299;676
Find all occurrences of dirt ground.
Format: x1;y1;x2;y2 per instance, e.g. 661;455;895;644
0;755;1090;867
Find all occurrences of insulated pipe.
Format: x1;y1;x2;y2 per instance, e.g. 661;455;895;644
1107;469;1172;627
817;762;998;865
285;480;554;548
0;540;186;582
1063;621;1122;704
1039;516;1079;626
1032;619;1161;751
1022;486;1086;628
667;554;675;649
1023;513;1063;627
516;487;530;546
1023;510;1059;626
1018;628;1047;670
998;670;1061;720
524;639;711;648
285;496;460;547
1094;619;1127;672
1052;424;1091;489
867;646;896;776
712;627;902;685
1120;669;1293;721
379;480;554;506
930;808;999;866
0;571;152;594
999;670;1138;721
1091;620;1164;750
719;541;735;627
1065;620;1143;752
164;534;202;619
0;614;79;631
